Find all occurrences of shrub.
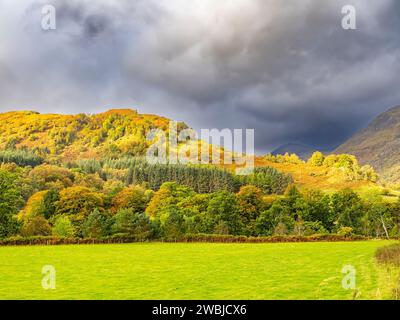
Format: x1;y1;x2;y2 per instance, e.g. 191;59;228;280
337;226;353;236
307;152;325;166
302;221;328;236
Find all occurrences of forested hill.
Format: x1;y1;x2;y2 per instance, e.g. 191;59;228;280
0;109;396;242
0;108;385;193
0;109;186;162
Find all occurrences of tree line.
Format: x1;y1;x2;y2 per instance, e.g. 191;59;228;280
0;149;43;167
1;162;399;241
68;158;292;194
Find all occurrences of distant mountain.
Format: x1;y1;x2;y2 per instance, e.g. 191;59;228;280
272;143;317;160
335;105;400;182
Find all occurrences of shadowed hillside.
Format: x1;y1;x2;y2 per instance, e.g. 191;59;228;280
336;105;400;183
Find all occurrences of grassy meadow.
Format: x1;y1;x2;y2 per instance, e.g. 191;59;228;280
0;241;398;300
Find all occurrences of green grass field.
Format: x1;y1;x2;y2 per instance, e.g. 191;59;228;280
0;241;398;300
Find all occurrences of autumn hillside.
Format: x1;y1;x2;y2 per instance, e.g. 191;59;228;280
0;109;183;162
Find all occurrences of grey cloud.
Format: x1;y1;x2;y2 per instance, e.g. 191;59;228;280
0;0;399;153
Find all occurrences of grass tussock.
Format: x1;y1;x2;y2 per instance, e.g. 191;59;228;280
375;243;400;299
376;243;400;267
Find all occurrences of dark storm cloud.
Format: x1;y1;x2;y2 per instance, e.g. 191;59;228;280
0;0;399;153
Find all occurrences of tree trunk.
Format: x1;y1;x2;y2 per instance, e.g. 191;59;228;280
381;216;389;240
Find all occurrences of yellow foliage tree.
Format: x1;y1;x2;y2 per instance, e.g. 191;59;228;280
55;186;104;221
111;185;149;213
18;190;48;221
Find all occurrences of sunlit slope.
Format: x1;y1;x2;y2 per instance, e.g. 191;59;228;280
0;109;395;197
0;109;174;162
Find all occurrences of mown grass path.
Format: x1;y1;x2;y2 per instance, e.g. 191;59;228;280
0;241;397;299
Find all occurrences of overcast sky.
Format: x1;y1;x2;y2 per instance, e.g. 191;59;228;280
0;0;399;153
